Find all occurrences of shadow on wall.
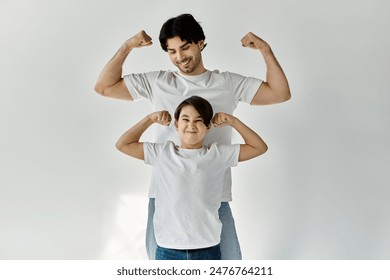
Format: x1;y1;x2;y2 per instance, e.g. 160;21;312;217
100;195;149;260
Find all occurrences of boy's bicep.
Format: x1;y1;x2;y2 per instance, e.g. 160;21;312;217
238;144;257;162
121;142;145;160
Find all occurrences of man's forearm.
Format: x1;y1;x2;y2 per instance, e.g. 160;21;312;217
261;47;290;99
95;44;132;94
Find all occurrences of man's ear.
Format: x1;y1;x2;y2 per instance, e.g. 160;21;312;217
199;40;207;51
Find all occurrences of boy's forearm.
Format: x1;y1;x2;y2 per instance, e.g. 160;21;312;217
231;118;261;146
116;115;153;148
231;117;268;157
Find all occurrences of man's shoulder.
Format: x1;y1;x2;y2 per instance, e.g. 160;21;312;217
209;70;245;79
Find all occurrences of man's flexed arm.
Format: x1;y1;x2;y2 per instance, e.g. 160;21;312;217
94;30;153;100
213;112;267;162
241;32;291;105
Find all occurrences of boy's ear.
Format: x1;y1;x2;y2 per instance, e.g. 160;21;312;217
175;120;178;130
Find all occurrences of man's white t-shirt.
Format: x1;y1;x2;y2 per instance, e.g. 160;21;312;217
124;70;262;201
144;141;240;249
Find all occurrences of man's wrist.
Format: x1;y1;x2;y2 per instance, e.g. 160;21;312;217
119;43;133;55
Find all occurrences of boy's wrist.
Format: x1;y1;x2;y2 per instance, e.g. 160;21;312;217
145;114;156;125
230;116;238;127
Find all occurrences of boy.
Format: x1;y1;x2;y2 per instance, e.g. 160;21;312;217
116;96;267;260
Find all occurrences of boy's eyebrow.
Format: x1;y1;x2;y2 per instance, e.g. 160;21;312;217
181;114;202;119
167;42;190;51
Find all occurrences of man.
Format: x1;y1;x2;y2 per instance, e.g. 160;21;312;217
95;13;290;260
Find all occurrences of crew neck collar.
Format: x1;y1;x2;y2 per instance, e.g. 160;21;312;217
176;70;210;81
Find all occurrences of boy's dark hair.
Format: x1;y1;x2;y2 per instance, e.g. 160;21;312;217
174;96;213;127
159;13;206;52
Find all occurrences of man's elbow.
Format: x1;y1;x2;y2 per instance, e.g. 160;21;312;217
283;89;292;102
115;141;124;152
277;88;291;103
94;83;106;96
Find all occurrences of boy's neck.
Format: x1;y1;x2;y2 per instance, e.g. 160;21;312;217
179;142;204;149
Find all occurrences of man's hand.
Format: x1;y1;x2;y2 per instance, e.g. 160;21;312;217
212;112;236;128
241;32;270;51
123;30;153;50
149;110;172;126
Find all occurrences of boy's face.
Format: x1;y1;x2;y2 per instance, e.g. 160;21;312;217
166;36;205;76
175;105;210;149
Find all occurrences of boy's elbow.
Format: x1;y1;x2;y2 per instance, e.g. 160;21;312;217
257;144;268;156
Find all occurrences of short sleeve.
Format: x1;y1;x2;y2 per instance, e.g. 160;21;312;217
123;71;159;101
226;72;263;104
216;144;240;168
143;142;165;165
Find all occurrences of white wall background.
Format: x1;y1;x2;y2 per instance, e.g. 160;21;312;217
1;0;389;259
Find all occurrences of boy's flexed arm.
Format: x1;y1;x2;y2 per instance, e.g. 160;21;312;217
213;113;267;162
116;111;171;160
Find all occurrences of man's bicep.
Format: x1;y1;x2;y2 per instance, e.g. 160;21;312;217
250;82;275;105
250;82;290;105
104;79;134;101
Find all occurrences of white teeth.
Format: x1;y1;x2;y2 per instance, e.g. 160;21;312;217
181;59;191;65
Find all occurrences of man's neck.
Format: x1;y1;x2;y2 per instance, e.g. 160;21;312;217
179;68;208;77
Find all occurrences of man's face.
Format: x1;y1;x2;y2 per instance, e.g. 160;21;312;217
166;36;205;76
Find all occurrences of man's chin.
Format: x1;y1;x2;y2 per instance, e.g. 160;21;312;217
181;68;192;73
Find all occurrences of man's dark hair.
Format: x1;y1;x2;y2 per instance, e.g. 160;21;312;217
174;96;213;127
159;13;206;52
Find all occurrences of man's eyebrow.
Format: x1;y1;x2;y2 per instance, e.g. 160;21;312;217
167;42;190;51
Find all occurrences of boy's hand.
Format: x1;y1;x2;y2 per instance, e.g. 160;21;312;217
149;110;171;126
212;112;236;128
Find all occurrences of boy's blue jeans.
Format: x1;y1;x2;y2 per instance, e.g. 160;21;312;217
156;244;221;260
146;198;242;260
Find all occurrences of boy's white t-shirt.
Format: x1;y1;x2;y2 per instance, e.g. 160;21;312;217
144;141;240;249
124;70;262;201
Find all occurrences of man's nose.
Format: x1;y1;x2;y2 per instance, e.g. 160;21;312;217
176;50;184;61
